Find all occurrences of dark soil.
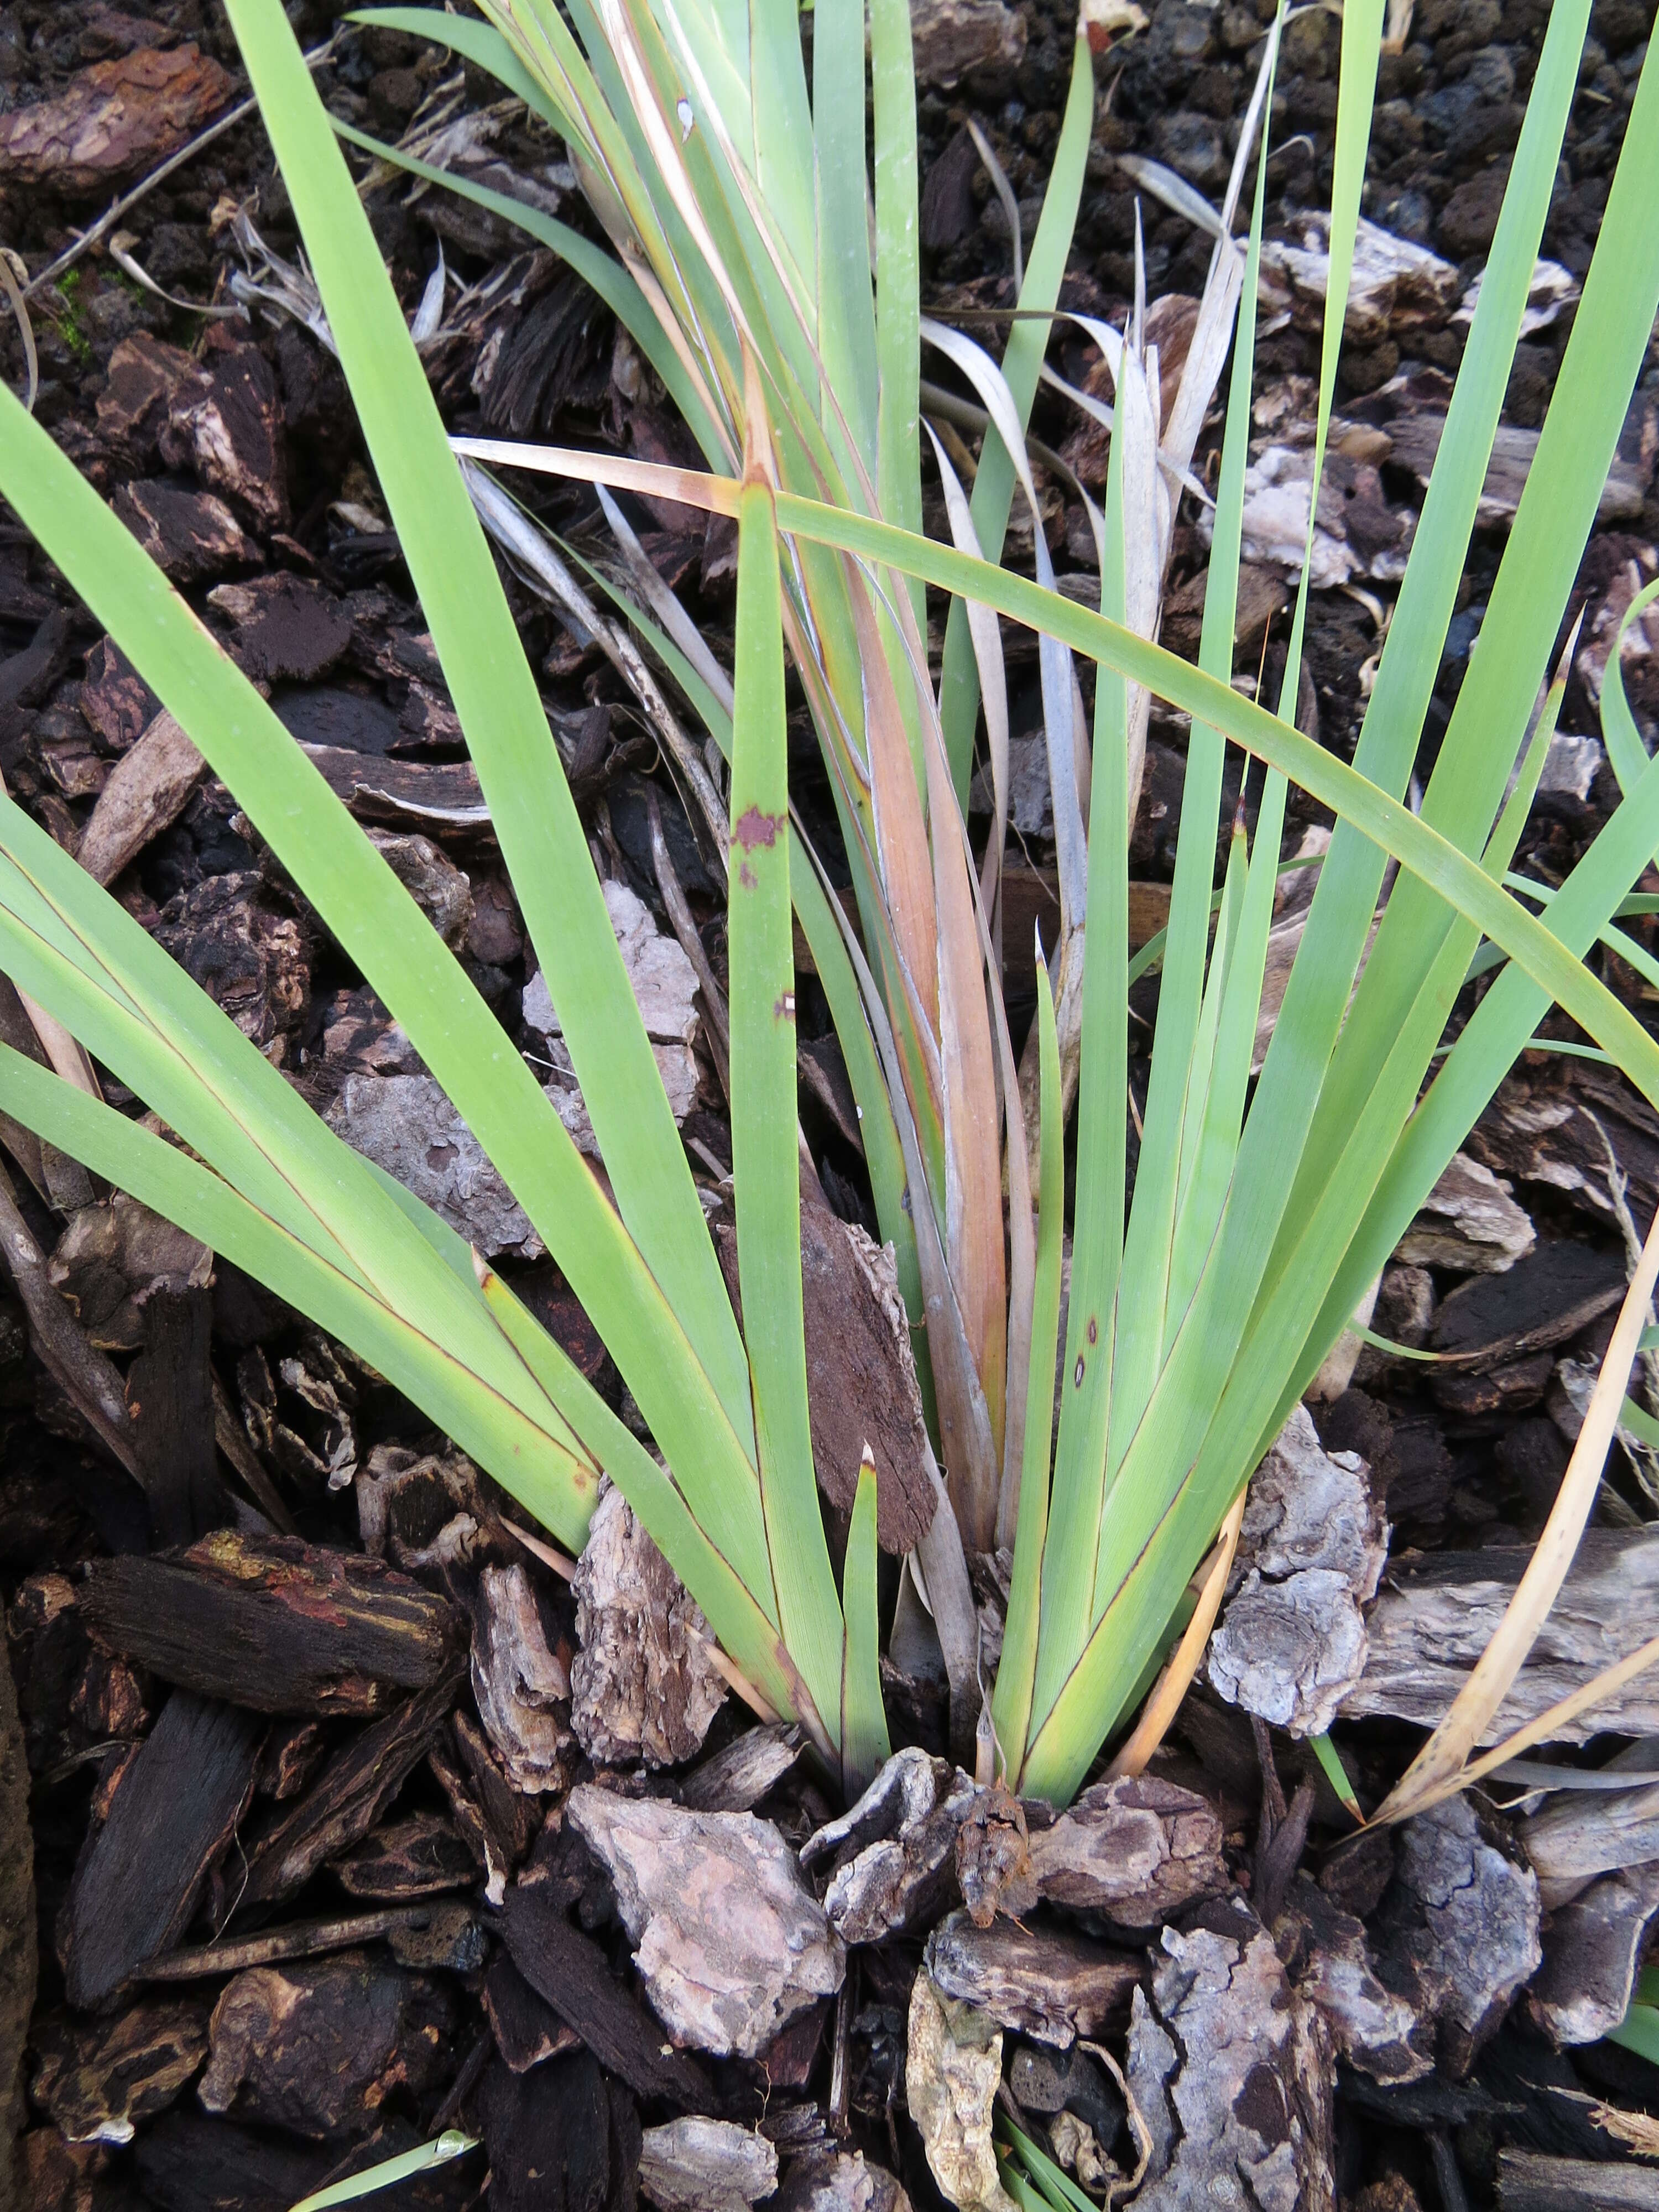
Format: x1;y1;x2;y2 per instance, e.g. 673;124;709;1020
2;0;1659;2206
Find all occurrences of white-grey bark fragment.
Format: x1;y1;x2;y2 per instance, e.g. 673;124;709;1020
566;1785;844;2058
1208;1404;1388;1736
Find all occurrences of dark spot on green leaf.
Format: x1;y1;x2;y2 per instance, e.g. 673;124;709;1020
1087;1316;1098;1345
732;805;784;852
1073;1355;1084;1388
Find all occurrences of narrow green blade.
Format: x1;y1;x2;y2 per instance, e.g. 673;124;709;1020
730;473;845;1733
841;1455;890;1798
223;0;758;1462
938;35;1093;800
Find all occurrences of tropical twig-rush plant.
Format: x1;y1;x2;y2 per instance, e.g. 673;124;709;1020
1;0;1658;1808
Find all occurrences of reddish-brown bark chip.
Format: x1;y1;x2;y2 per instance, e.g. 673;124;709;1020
0;46;236;195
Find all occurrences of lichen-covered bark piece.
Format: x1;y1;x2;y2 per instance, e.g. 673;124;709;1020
566;1786;844;2058
802;1749;979;1944
1382;1795;1541;2077
570;1483;726;1768
1208;1403;1387;1736
639;2117;779;2212
1282;1875;1432;2085
1523;1777;1659;1907
904;1970;1012;2212
1026;1775;1228;1928
1395;1151;1535;1273
1530;1864;1659;2046
326;1072;541;1261
1126;1903;1335;2212
1346;1530;1659;1745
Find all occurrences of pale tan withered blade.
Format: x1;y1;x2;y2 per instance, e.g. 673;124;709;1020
1376;1197;1659;1825
1451;1630;1659;1799
1105;1488;1246;1780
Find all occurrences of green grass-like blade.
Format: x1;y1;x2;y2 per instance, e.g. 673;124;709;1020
331;114;726;465
1310;1730;1364;1823
1606;2002;1659;2070
0;398;775;1623
0;1045;601;1545
1034;367;1130;1720
812;0;877;476
476;1262;815;1735
841;1457;890;1798
1258;0;1596;1281
938;34;1092;800
869;0;921;598
289;2131;479;2212
991;952;1063;1769
223;0;761;1467
730;474;846;1731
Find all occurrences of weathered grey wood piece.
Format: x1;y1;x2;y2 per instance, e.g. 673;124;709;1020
1343;1529;1659;1743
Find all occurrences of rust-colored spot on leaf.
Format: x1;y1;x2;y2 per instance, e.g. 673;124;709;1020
1087;1316;1098;1345
739;860;758;891
732;805;784;853
1073;1355;1085;1389
774;992;796;1022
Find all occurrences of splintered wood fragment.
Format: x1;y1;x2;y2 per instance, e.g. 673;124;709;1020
139;1905;446;1980
0;1627;30;2205
570;1485;727;1768
483;1954;581;2074
331;1810;476;1899
677;1721;804;1813
238;1674;461;1908
480;2047;638;2212
499;1875;717;2110
797;1170;936;1554
1496;2152;1659;2210
470;1563;572;1795
64;1691;262;2006
81;1530;466;1715
801;1747;979;1945
74;710;204;886
1343;1530;1659;1745
127;1286;222;1545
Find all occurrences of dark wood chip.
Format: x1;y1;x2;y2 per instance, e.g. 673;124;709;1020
500;1876;717;2111
237;1674;462;1910
64;1691;262;2007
